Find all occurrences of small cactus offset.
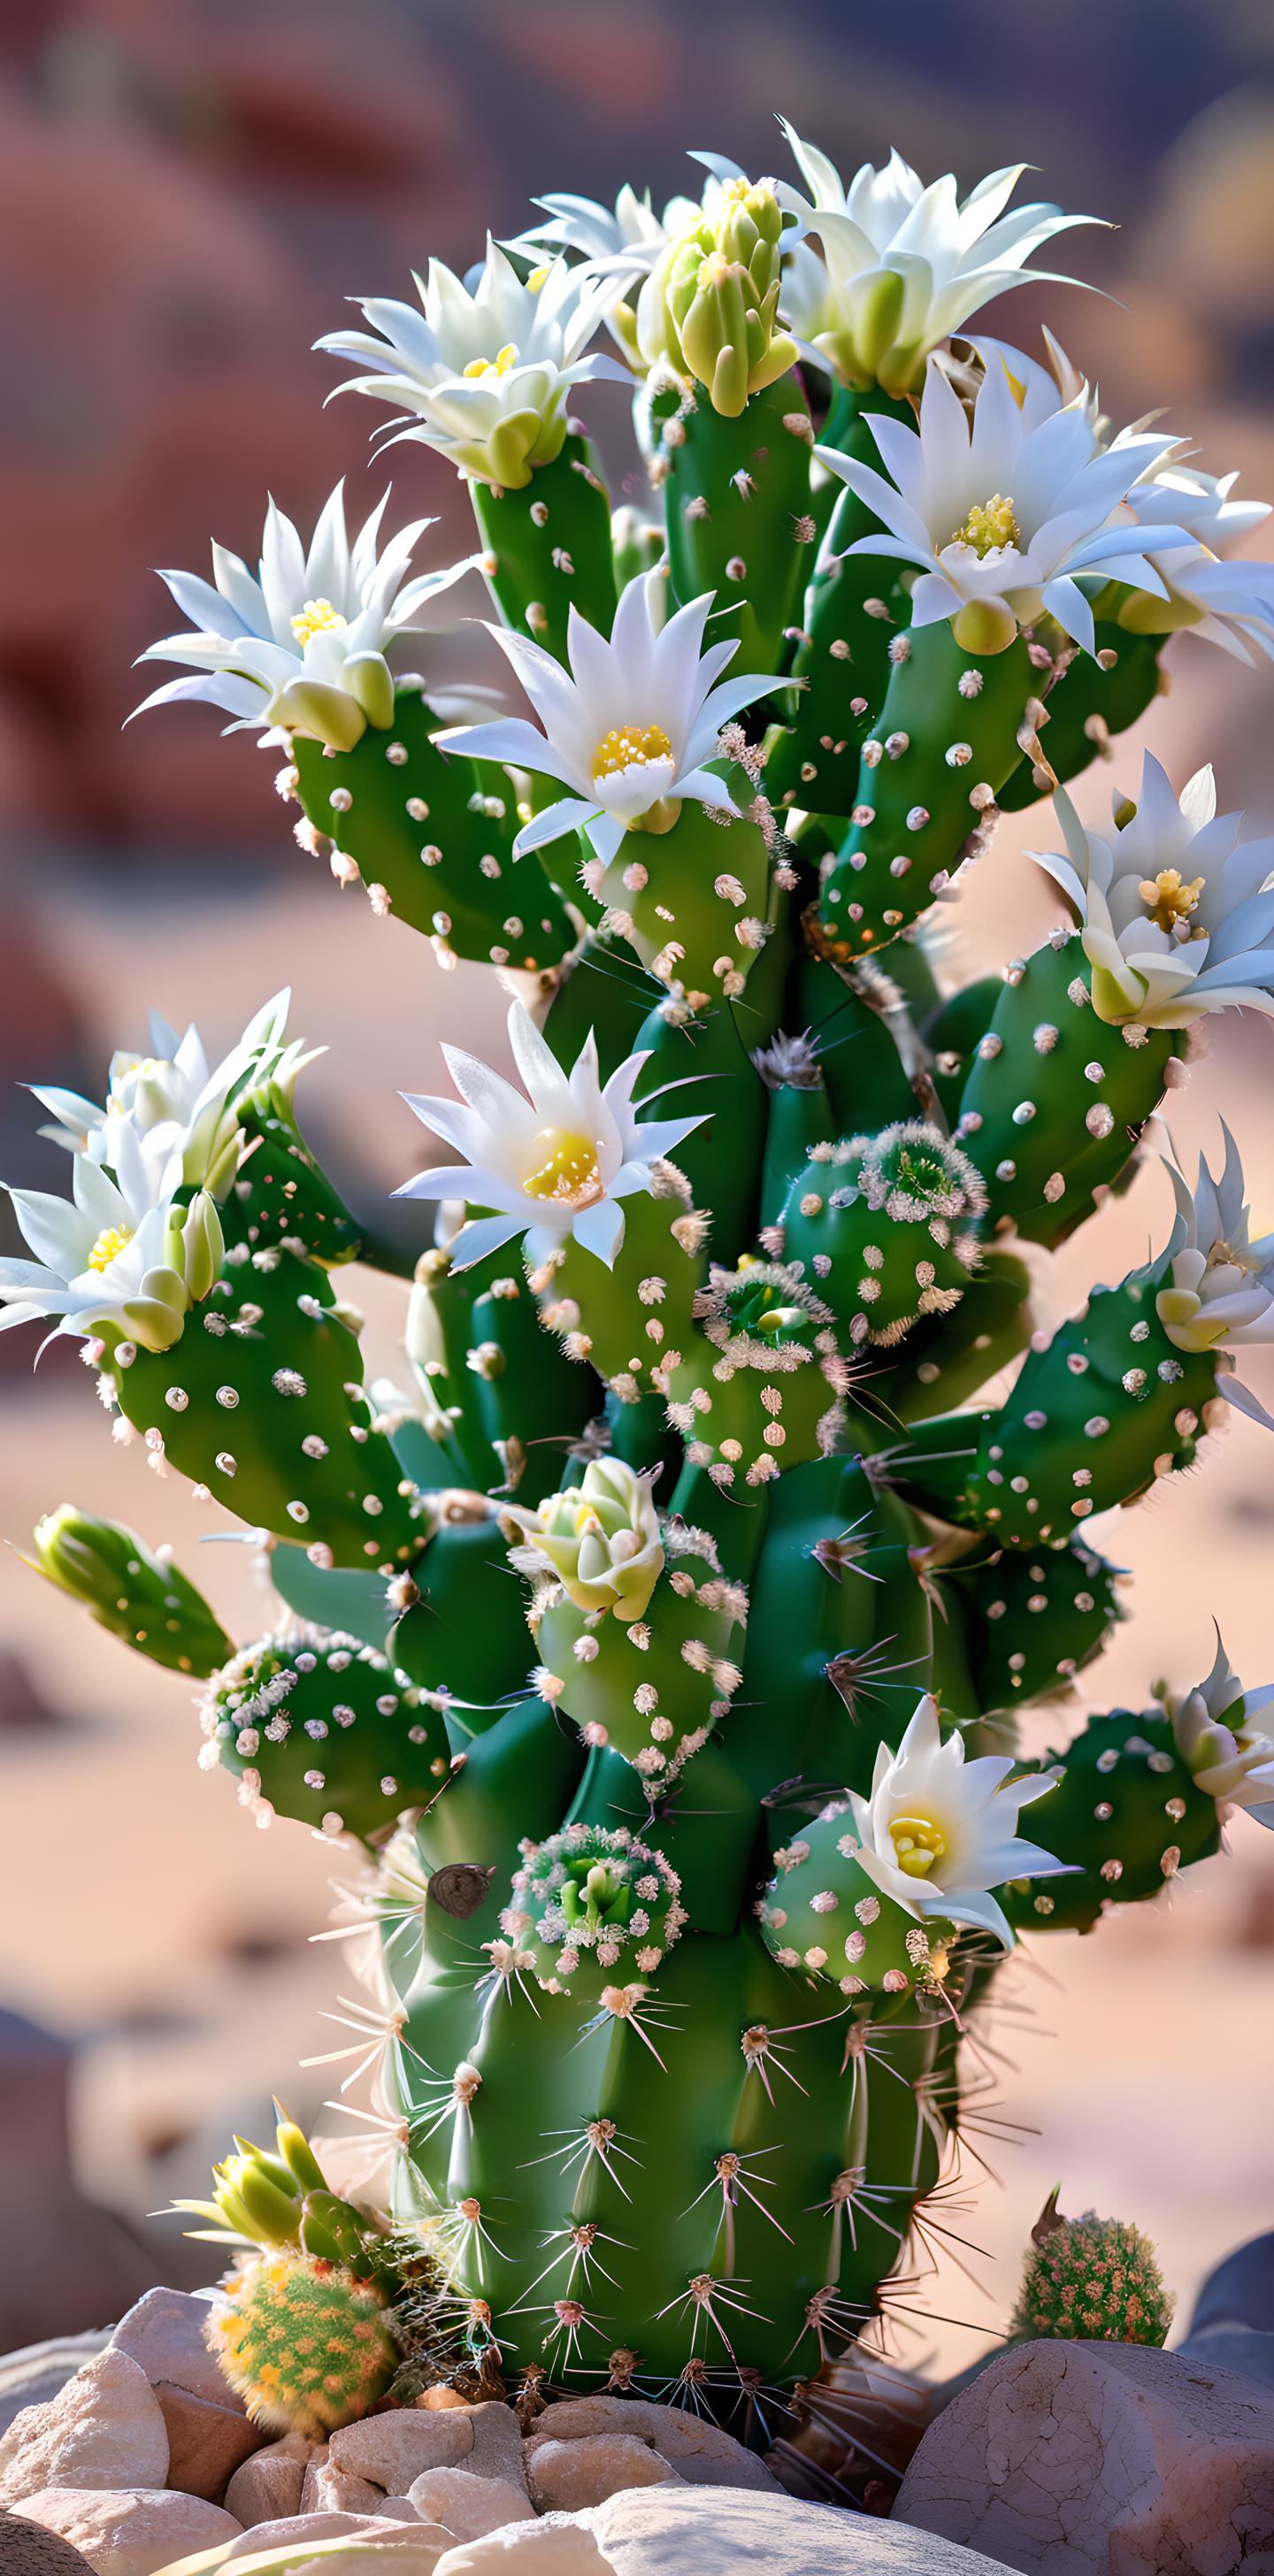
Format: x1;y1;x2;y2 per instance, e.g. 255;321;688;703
206;2247;398;2436
1011;2190;1176;2347
6;119;1274;2429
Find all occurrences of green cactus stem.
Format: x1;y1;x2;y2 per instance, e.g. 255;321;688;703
290;682;573;970
766;390;917;817
757;1802;957;2009
29;1506;231;1677
469;433;618;667
891;1263;1224;1548
876;1246;1033;1422
771;1121;986;1351
817;623;1040;956
965;1538;1124;1711
1003;1707;1220;1933
591;758;775;1008
653;376;816;672
997;602;1165;812
955;938;1177;1245
407;1245;595;1506
108;1242;424;1569
202;1626;452;1841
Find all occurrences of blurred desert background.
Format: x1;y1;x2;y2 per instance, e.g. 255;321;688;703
2;0;1274;2388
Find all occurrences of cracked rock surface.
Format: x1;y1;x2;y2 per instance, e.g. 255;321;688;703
893;2336;1274;2573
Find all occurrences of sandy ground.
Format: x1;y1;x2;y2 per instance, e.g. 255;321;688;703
3;637;1274;2384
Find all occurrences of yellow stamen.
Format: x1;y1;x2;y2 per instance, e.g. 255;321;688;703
1138;867;1206;935
526;264;551;292
523;1126;603;1208
951;494;1020;558
592;723;673;783
888;1813;948;1880
87;1223;133;1274
574;1503;602;1534
290;597;349;647
462;342;519;380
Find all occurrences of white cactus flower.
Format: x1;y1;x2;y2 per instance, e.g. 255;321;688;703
1167;1632;1274;1823
970;335;1274;665
1122;463;1274;664
435;571;773;865
501;1456;664;1622
778;128;1096;394
510;182;684;278
29;991;311;1198
317;242;629;489
1155;1128;1274;1407
1035;753;1274;1027
395;999;704;1269
814;354;1186;656
133;486;474;754
841;1691;1070;1946
0;1119;223;1355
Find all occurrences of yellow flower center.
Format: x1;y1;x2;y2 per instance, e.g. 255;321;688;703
888;1813;948;1879
87;1223;133;1274
574;1503;603;1534
523;1126;603;1208
1138;867;1206;935
462;342;519;380
951;494;1020;558
592;723;673;783
289;597;349;647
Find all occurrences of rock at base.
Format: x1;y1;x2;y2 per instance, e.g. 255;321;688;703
382;2495;1011;2576
10;2483;240;2573
409;2465;536;2537
0;2506;96;2572
0;2352;168;2506
107;2290;235;2411
152;2380;262;2502
328;2410;475;2488
893;2335;1274;2574
525;2396;779;2492
528;2438;681;2514
223;2430;315;2527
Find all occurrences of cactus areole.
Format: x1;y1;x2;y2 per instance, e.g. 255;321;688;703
7;125;1274;2435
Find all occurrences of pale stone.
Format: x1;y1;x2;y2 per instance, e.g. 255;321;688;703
10;2483;239;2574
525;2396;779;2491
0;2354;168;2505
328;2411;475;2487
107;2289;235;2411
223;2430;315;2526
307;2450;419;2518
435;2532;616;2576
894;2335;1274;2573
0;2506;96;2572
593;2481;1009;2570
152;2381;261;2502
407;2466;535;2538
466;2400;528;2488
527;2436;681;2513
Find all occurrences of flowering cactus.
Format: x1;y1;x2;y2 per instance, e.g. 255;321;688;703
6;120;1274;2433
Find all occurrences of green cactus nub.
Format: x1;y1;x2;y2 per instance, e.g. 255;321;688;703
30;1506;230;1678
205;2246;397;2435
773;1120;986;1350
1011;2190;1175;2345
202;1627;449;1842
